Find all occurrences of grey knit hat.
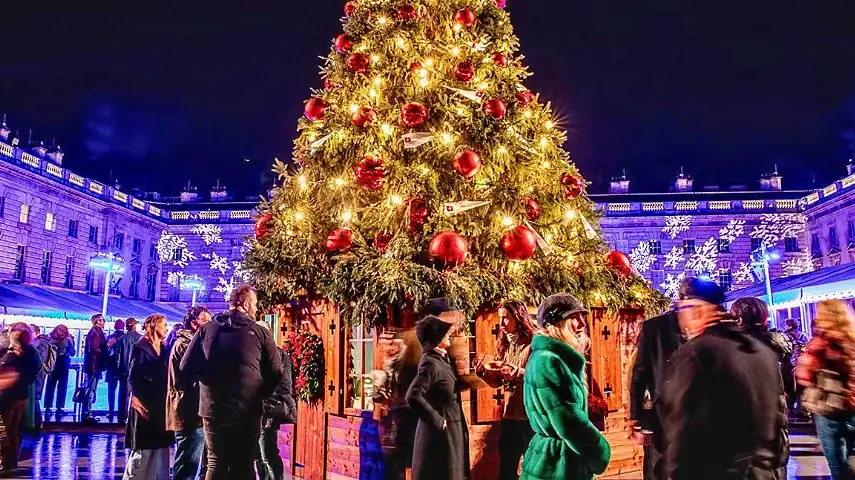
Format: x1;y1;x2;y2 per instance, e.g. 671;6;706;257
537;293;588;329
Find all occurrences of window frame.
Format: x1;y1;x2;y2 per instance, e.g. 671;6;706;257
682;239;696;254
717;268;733;292
14;245;26;280
68;219;79;238
41;250;52;285
649;239;662;255
45;211;56;231
829;226;840;249
64;255;74;288
346;324;376;414
784;236;800;253
717;238;731;253
89;226;99;245
19;204;30;224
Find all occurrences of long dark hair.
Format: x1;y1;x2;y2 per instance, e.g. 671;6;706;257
496;301;537;359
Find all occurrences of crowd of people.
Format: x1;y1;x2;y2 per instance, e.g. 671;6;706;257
0;277;850;479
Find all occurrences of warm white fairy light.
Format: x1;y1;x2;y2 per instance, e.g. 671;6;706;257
371;54;380;63
565;209;576;219
349;104;360;113
390;195;403;205
373;77;383;86
473;76;481;83
502;216;513;227
451;46;461;56
542;161;551;168
478;82;488;90
342;210;353;222
424;58;434;67
396;38;406;49
381;124;394;135
441;133;453;144
498;146;508;154
378;16;388;25
335;177;345;186
298;175;307;189
545;121;554;130
453;23;462;32
369;89;377;98
308;133;317;142
419;78;430;87
523;110;533;118
527;186;535;193
420;165;430;174
295;211;305;221
456;107;465;116
540;137;549;148
545;233;554;243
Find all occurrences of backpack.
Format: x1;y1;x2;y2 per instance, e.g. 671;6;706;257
42;343;57;373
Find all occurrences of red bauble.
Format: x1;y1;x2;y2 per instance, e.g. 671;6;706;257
401;103;428;127
566;185;583;199
561;173;584;199
453;150;482;178
326;228;353;253
500;225;537;261
492;52;508;66
374;231;393;252
429;231;468;267
334;34;354;54
397;4;418;20
522;197;541;221
454;8;477;27
408;197;428;234
496;0;507;8
409;61;423;73
254;213;273;240
351;106;376;127
346;53;370;74
354;156;385;190
304;98;328;121
516;90;535;106
323;79;337;90
454;61;475;82
344;1;356;16
483;98;507;119
606;250;632;277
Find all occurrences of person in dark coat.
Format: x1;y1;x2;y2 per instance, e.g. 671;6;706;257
43;324;74;416
105;319;125;421
179;285;284;480
114;318;143;424
0;323;41;473
629;307;683;480
124;314;173;479
255;320;297;480
168;307;212;480
662;279;789;480
29;324;51;429
406;312;470;480
82;314;107;423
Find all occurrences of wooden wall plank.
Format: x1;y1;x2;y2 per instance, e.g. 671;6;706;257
472;309;502;424
294;401;326;480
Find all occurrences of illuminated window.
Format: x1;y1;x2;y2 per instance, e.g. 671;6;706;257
45;212;56;231
19;204;30;224
348;325;375;411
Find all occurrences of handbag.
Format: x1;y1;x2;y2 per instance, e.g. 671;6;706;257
72;386;91;404
802;369;847;416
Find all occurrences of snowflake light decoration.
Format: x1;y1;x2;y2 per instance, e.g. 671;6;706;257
210;252;230;275
180;274;206;292
734;262;755;284
156;232;197;268
191;224;223;246
662;216;692;239
233;261;252;282
781;256;814;277
664;246;685;269
629;241;657;273
718;219;745;244
686;237;719;275
166;271;186;288
749;214;807;249
214;277;235;300
660;273;686;299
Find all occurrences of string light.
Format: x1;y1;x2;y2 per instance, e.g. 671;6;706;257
371;54;380;63
390;195;403;205
349;104;360;113
540;137;549;148
497;146;508;154
378;16;388;25
545;233;554;243
417;68;429;79
424;58;434;67
335;177;346;186
453;23;462;32
440;133;453;144
473;76;481;83
396;38;407;49
373;77;383;86
419;78;430;87
295;211;305;221
502;216;513;227
456;107;465;116
369;89;377;98
565;209;576;219
308;133;317;142
381;124;394;135
542;161;551;168
523;110;533;118
545;121;555;130
527;186;535;193
478;82;488;90
342;210;353;222
420;165;431;174
298;175;307;190
451;46;461;56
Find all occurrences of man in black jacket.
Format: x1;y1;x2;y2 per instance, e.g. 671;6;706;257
82;314;107;423
662;278;788;480
630;307;683;479
180;286;284;480
254;320;296;480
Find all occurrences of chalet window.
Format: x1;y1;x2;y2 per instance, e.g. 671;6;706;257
649;240;662;255
784;237;799;253
68;219;79;238
750;237;763;252
14;245;26;280
168;285;180;302
717;269;732;292
717;238;730;253
64;256;74;288
41;250;52;284
45;212;56;231
682;239;695;254
348;324;375;411
89;226;99;244
19;204;30;224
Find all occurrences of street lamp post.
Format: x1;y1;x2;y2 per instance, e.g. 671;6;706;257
89;253;124;318
181;276;205;307
752;244;780;328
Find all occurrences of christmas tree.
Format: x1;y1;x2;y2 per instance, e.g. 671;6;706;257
245;0;668;325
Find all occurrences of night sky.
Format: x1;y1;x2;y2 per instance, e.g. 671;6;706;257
3;1;855;197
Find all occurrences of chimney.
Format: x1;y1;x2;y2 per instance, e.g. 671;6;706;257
848;159;854;176
0;115;9;142
46;140;64;165
760;165;783;191
609;169;630;194
180;181;199;203
210;179;228;202
675;167;693;192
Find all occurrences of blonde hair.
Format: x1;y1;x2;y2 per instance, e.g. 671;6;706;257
814;299;855;344
143;314;167;342
539;319;590;388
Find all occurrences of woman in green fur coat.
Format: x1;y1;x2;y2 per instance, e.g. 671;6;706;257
521;294;611;480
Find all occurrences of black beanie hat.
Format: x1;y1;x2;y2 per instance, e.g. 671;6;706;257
416;315;453;351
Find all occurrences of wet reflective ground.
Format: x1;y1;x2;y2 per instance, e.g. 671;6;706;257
1;430;831;479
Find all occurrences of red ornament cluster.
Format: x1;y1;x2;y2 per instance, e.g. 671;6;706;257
352;106;376;127
454;61;475;82
254;213;273;240
492;52;508;66
500;225;537;261
326;228;353;253
304;98;328;122
408;197;428;234
429;231;468;267
516;90;535;106
344;1;356;16
453;150;482;178
397;4;418;20
454;8;477;27
374;231;393;252
522;198;541;221
346;53;370;74
561;173;584;199
401;103;428;127
354;155;385;190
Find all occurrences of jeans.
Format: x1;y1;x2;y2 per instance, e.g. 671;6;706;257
0;399;26;467
499;419;534;480
123;448;171;480
107;376;130;422
255;423;284;480
174;427;207;480
82;372;100;418
203;418;261;480
44;360;70;410
815;413;855;480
